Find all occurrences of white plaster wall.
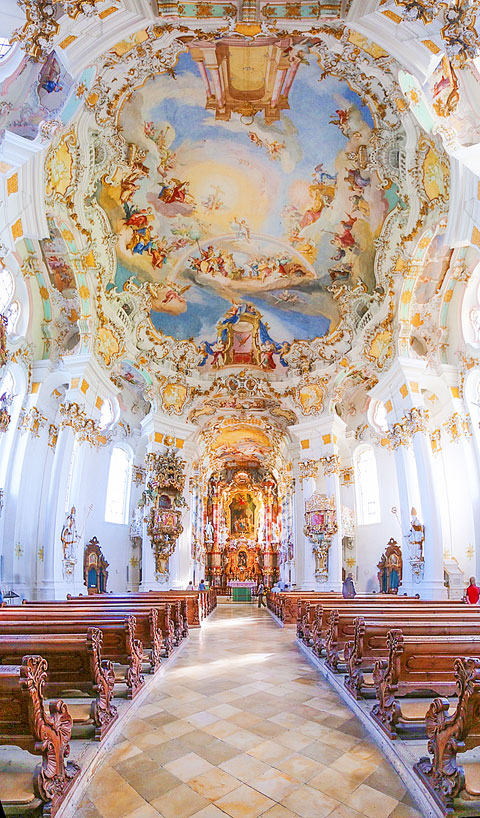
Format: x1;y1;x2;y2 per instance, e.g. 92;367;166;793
354;445;402;593
77;443;140;594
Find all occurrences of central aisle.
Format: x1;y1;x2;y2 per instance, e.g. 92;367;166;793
77;604;421;818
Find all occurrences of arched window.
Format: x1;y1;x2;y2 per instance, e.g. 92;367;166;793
99;399;115;430
369;400;388;434
0;370;14;399
0;267;14;314
354;446;381;525
0;266;20;335
105;446;131;525
5;301;20;333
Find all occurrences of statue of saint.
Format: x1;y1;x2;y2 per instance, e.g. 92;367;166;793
61;506;78;560
205;519;214;542
218;524;227;546
408;507;424;560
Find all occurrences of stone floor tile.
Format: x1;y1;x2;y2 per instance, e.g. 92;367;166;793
151;783;209;818
247;740;294;765
215;783;275;818
259;805;300;818
208;703;243;719
330;753;377;782
229;711;263;729
187;711;220;728
190;805;232;818
95;780;147;818
308;767;362;801
145;739;191;766
275;731;312;752
250;720;286;740
189;767;240;800
121;765;182;803
249;767;301;801
195;739;241;766
220;751;271;783
345;783;399;818
75;798;103;818
326;806;365;818
130;731;174;750
274;753;325;783
202;718;239;739
106;740;143;768
122;806;163;818
362;761;407;802
223;728;264;751
160;719;196;739
280;784;340;818
164;751;215;782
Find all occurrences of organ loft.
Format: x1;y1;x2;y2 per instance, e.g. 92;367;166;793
1;1;480;816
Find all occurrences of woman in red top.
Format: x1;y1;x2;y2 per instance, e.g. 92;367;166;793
466;577;480;604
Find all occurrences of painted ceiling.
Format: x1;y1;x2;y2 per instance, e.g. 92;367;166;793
5;0;479;469
99;46;396;366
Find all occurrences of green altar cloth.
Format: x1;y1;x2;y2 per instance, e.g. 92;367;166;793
232;587;252;602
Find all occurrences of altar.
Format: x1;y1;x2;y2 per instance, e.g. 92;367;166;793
228;580;256;602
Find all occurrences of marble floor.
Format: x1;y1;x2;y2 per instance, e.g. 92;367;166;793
76;604;423;818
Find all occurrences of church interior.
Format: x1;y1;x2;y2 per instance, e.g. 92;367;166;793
2;1;480;816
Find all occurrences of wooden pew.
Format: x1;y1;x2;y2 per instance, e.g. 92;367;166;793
16;602;171;670
0;612;144;698
297;599;469;659
414;656;480;816
371;630;480;739
64;590;208;627
59;592;192;634
344;614;480;699
323;603;480;672
275;591;418;625
0;628;117;740
0;655;80;817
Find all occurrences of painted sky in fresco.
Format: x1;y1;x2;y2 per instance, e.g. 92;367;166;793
100;48;396;347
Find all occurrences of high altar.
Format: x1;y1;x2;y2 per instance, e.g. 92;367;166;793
204;468;280;591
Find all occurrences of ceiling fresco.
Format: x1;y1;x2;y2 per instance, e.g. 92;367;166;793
4;5;458;465
98;44;399;370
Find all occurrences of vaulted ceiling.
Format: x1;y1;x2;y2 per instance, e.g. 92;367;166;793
1;0;480;470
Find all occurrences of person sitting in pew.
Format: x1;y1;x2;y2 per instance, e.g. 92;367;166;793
342;573;356;599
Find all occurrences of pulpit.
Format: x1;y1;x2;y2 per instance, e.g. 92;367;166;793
83;536;109;594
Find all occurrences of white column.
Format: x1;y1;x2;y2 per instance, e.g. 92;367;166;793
392;443;421;595
293;467;315;590
42;423;76;599
411;427;447;598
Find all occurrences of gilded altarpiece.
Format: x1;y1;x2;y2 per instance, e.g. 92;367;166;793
205;469;279;590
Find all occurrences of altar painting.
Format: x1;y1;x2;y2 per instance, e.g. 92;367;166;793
229;493;256;537
99;45;398;355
